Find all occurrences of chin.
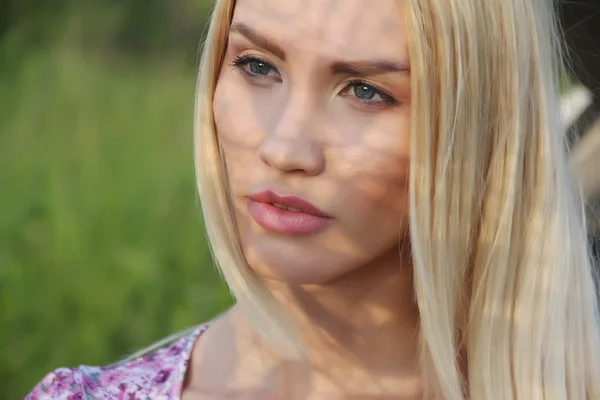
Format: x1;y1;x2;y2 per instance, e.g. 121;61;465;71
243;245;356;286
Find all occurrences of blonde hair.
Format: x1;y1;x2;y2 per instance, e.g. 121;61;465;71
194;0;600;398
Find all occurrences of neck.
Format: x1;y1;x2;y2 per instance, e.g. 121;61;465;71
235;245;421;395
270;247;417;360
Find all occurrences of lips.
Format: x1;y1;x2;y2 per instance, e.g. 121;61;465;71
245;190;331;235
247;190;330;218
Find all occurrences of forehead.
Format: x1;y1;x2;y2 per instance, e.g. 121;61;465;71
231;0;408;62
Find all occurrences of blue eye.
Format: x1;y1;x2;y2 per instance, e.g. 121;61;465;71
232;55;278;78
248;60;273;75
353;84;378;100
342;81;397;106
230;56;398;108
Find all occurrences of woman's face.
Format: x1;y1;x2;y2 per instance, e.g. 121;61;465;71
213;0;411;284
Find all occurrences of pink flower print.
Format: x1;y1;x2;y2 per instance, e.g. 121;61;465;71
66;390;84;400
153;369;172;384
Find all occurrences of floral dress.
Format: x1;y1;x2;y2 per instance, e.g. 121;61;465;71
25;324;209;400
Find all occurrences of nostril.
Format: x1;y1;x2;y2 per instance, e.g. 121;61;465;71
258;137;325;176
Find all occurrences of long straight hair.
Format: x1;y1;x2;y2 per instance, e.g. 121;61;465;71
194;0;600;398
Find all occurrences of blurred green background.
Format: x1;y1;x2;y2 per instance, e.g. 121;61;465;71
0;1;234;398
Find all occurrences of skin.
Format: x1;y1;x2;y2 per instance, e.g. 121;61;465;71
183;0;420;398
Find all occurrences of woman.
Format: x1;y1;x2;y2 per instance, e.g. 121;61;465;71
26;0;600;398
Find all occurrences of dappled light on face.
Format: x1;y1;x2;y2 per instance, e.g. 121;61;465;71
214;0;412;288
242;0;306;21
236;0;409;62
209;4;420;392
226;148;410;284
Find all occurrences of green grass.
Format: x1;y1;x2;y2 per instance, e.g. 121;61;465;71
0;47;233;399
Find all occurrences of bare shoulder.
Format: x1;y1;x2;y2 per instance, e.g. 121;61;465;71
182;307;273;397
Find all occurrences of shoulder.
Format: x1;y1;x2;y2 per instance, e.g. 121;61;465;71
25;325;209;400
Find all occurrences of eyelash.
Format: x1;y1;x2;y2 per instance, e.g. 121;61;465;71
231;55;279;80
230;54;398;107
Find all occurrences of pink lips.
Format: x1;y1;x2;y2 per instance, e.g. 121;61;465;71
246;190;331;235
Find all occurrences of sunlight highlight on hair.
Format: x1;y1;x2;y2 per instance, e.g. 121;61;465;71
192;0;600;398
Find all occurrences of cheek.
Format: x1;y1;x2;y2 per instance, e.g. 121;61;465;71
343;152;409;230
213;77;266;184
329;114;410;216
213;75;266;150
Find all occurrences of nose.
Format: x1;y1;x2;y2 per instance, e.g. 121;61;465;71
258;93;325;176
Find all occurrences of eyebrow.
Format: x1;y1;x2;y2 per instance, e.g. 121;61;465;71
229;22;410;77
230;22;286;60
331;60;410;77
